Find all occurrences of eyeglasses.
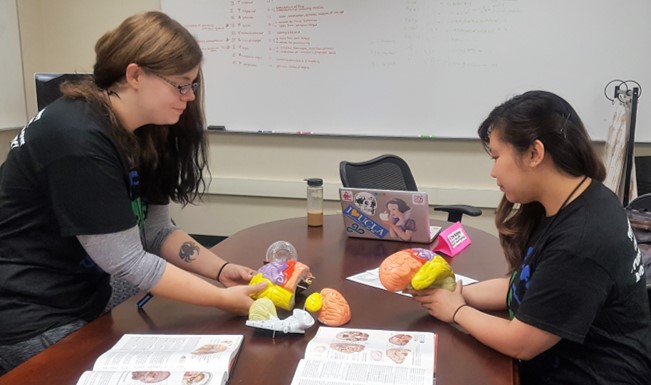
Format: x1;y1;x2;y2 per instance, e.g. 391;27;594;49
149;71;200;95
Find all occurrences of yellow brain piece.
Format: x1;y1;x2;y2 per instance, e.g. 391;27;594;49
304;292;323;313
248;297;278;320
411;255;456;291
249;273;295;310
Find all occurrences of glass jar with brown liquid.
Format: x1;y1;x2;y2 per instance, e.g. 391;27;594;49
305;178;323;227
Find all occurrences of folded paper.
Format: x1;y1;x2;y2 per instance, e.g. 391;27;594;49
432;222;471;257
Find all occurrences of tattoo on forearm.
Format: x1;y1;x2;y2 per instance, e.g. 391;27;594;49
179;242;200;262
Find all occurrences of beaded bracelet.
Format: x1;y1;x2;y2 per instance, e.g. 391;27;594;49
452;304;469;324
216;262;230;283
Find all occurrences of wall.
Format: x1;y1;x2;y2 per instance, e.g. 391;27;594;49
13;0;651;238
184;132;501;236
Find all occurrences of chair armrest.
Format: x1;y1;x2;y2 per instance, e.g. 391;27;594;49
434;205;482;223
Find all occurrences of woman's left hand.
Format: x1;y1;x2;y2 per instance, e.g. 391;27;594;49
405;280;466;323
218;263;256;287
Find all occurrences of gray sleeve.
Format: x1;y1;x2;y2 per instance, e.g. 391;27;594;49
143;204;178;254
77;226;166;291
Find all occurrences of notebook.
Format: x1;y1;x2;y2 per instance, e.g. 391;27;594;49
339;187;441;244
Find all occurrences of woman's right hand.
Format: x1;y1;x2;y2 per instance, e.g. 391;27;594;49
219;281;268;315
405;280;466;323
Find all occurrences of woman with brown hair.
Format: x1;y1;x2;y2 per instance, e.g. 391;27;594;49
0;11;265;373
407;91;651;384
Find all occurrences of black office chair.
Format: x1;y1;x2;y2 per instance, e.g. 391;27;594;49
635;156;651;196
626;193;651;315
628;193;651;212
339;154;482;222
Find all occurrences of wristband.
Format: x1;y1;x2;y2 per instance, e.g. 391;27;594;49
216;262;230;283
452;304;469;324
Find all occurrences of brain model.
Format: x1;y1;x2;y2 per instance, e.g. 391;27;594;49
379;248;455;292
305;288;351;326
250;259;314;311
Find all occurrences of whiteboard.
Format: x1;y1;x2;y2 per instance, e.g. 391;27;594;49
0;0;27;130
163;0;650;141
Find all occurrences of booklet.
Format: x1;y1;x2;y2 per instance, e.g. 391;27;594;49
290;327;437;385
75;334;243;385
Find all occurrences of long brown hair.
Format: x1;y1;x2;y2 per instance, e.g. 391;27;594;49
477;91;606;272
62;11;208;205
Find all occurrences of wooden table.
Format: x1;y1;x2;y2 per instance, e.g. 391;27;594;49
0;215;517;385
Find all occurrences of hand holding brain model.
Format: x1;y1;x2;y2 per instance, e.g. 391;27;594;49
248;241;315;311
379;248;456;292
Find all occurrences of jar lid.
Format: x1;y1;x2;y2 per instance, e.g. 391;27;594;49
305;178;323;186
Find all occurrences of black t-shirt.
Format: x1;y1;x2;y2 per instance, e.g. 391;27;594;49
0;98;137;344
507;181;651;384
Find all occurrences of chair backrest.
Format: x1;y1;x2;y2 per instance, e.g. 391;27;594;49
339;154;418;192
635;156;651;196
628;192;651;212
35;73;92;110
339;154;482;222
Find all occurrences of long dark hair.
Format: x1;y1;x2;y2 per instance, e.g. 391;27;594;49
477;90;606;272
62;11;208;205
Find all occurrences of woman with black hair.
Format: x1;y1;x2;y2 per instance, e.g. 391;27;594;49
407;90;651;384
